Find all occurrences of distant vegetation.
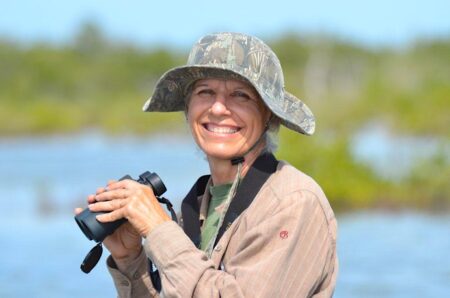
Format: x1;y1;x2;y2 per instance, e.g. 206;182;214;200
1;23;448;211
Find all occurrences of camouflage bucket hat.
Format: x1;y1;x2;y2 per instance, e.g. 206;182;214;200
143;32;315;135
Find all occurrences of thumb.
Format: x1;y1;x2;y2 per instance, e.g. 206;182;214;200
74;207;84;215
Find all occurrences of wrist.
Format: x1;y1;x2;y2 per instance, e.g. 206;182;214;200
113;246;143;272
142;216;171;238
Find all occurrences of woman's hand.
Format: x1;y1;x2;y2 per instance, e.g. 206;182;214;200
89;179;171;237
75;179;170;267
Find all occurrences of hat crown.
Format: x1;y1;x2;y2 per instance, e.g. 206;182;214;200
144;32;315;135
187;32;285;102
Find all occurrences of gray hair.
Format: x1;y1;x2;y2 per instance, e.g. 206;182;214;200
263;116;281;153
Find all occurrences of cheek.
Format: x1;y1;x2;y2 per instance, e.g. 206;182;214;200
186;102;196;124
186;106;202;139
257;102;270;121
187;99;203;119
239;104;266;128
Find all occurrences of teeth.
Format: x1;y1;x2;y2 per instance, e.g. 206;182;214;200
205;124;238;134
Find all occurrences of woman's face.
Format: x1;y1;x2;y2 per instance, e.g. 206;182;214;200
187;78;270;161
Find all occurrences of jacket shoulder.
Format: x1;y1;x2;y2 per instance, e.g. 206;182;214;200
263;161;337;238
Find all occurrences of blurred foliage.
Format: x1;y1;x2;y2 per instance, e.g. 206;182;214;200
0;24;448;211
277;129;388;211
0;22;186;135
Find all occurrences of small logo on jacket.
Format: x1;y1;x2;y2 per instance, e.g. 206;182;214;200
279;230;288;239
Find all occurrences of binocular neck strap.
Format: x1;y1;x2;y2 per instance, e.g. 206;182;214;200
157;196;178;222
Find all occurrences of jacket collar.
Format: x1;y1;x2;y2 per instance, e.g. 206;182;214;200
181;152;279;248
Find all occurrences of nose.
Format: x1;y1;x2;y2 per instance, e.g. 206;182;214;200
210;95;231;116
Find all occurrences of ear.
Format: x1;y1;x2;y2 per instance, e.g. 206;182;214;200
264;110;273;126
184;96;191;119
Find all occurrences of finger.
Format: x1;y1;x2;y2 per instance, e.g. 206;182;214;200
107;179;117;186
96;209;124;223
107;179;138;190
94;180;118;195
94;188;130;202
96;186;108;195
74;207;83;215
87;194;97;204
89;199;127;212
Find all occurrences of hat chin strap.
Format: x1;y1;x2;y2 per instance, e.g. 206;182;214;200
230;133;265;165
230;118;272;166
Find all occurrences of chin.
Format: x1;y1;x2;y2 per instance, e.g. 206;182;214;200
202;145;244;161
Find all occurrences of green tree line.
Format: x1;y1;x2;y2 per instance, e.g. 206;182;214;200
1;24;448;211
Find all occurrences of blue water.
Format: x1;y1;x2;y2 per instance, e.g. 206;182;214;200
336;212;450;297
1;132;449;297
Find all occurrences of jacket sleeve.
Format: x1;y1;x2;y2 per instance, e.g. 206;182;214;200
107;250;159;298
144;189;337;298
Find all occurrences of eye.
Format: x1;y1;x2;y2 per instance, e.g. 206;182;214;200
195;88;215;97
231;90;252;101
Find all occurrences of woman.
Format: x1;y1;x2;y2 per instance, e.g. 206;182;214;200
81;32;337;297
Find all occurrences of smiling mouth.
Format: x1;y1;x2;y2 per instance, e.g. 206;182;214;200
203;123;241;134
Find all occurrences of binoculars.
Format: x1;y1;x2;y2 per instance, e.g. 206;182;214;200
75;171;167;273
75;171;167;243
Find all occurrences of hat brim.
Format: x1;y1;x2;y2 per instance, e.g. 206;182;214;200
143;66;315;135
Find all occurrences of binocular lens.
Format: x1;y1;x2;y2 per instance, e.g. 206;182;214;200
75;208;126;242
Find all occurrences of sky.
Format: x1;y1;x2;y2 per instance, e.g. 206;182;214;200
1;0;449;48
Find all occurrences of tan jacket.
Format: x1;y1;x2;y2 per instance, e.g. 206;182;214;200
108;161;338;297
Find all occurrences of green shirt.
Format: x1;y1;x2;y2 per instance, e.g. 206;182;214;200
200;183;232;251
